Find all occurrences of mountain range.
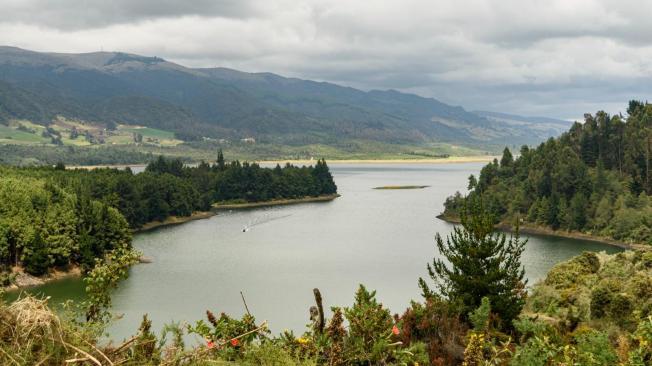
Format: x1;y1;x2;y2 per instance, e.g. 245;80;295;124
0;46;571;150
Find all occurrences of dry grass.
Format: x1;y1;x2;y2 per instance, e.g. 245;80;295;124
0;295;65;365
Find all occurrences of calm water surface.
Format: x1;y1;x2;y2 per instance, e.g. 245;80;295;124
7;163;621;341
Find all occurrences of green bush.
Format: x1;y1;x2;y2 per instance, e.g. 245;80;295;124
544;253;599;288
572;329;619;365
590;285;613;319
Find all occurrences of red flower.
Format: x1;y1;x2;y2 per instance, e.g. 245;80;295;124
230;338;240;347
206;340;215;349
392;325;400;335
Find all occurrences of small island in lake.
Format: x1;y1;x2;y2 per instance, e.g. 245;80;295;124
373;185;430;190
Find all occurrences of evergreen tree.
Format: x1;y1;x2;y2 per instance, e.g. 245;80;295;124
467;174;478;191
500;147;513;168
217;149;225;171
23;232;49;276
420;199;527;328
569;192;588;230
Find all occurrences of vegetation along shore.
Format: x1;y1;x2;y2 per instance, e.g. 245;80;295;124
138;194;341;232
437;213;648;251
0;151;338;290
443;101;652;251
213;194;340;210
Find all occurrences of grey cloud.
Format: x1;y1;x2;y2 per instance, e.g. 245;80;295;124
0;0;650;119
0;0;259;30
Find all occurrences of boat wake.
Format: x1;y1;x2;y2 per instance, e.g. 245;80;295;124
242;212;293;232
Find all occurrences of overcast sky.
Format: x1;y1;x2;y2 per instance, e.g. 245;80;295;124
1;0;651;120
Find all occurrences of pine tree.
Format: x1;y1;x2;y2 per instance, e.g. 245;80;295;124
217;149;225;171
23;232;49;276
419;199;527;328
467;174;478;191
500;147;513;168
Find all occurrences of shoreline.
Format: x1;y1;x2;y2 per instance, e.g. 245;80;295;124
66;156;497;170
213;194;340;210
135;211;217;233
436;214;650;251
2;266;82;292
3;194;340;291
255;156;497;165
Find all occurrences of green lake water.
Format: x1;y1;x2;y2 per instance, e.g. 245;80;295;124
5;163;621;342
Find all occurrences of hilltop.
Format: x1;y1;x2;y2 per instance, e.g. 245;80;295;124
0;46;571;163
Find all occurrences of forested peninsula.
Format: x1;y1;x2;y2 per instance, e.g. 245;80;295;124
442;101;652;248
0;153;337;283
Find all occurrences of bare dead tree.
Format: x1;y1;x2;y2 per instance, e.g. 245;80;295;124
310;288;325;334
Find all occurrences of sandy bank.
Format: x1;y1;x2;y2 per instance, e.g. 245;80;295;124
256;156;497;165
136;211;217;232
213;194;340;210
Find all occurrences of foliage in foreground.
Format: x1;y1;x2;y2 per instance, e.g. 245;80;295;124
2;252;651;366
2;201;651;365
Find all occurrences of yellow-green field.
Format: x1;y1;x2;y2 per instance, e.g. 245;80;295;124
0;118;182;148
373;185;430;189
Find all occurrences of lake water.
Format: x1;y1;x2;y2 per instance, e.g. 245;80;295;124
6;163;621;341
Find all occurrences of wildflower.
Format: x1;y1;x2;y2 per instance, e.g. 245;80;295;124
230;338;240;347
206;340;215;349
297;337;309;345
392;325;400;335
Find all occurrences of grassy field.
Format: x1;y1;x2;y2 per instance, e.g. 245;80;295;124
118;126;176;140
0;119;183;147
0;123;49;145
0;118;501;165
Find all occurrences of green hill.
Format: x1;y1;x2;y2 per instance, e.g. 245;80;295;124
0;46;571;157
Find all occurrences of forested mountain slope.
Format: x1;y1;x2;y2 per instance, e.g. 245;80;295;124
0;46;570;147
443;101;652;246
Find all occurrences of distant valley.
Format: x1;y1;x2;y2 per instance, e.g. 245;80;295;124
0;46;571;163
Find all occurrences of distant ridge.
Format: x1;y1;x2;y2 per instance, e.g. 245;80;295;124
0;46;570;147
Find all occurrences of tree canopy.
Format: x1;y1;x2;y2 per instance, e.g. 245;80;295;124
443;101;652;246
0;154;337;276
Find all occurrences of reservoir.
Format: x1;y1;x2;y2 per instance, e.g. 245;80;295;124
6;162;621;341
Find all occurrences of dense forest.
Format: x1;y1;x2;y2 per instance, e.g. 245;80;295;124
444;101;652;246
0;144;156;166
0;154;336;277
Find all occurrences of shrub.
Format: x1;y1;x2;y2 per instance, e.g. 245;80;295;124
342;285;427;365
398;298;468;365
628;272;652;299
469;297;491;332
610;293;634;321
545;252;600;288
590;284;614;319
572;330;619;366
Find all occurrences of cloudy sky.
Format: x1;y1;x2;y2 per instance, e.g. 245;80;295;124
1;0;651;120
